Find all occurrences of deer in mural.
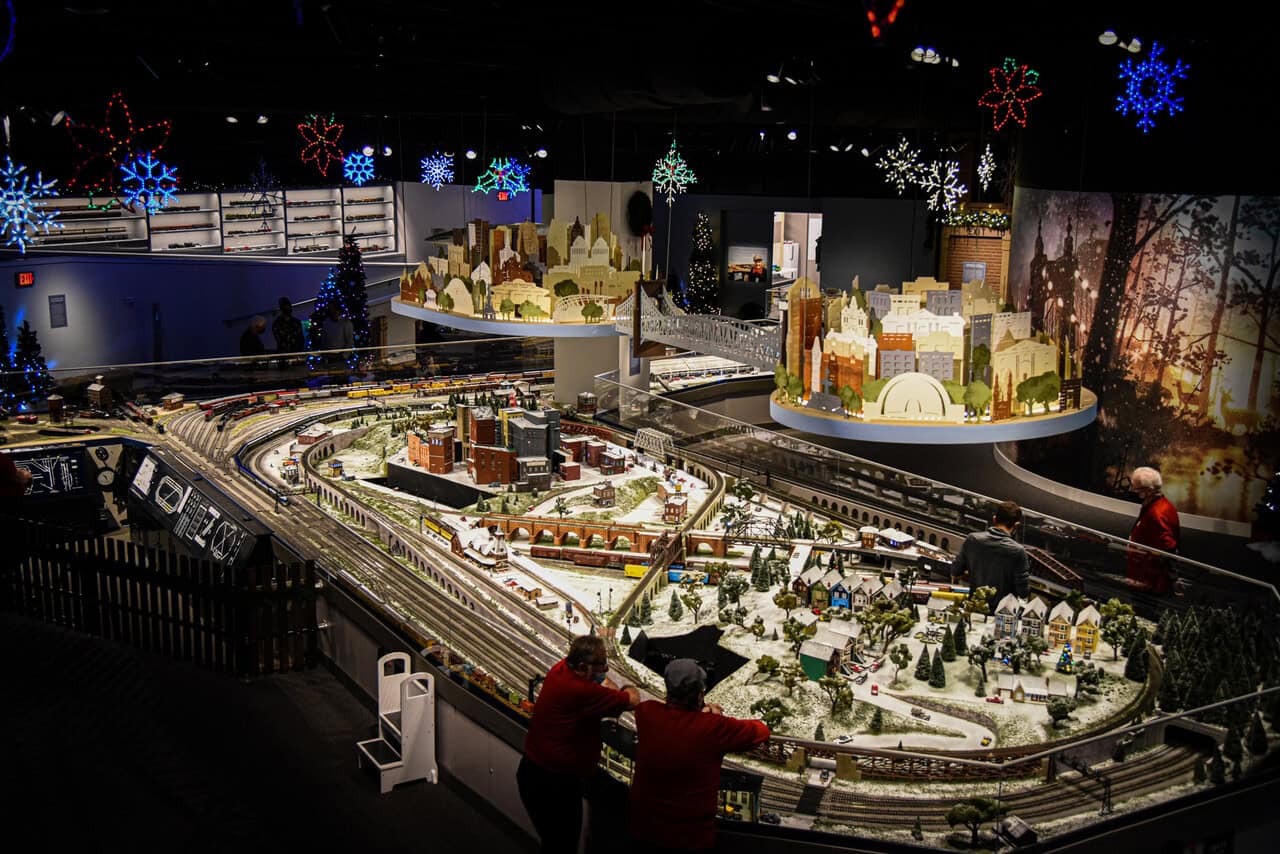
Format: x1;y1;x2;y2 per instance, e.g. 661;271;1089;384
1218;388;1261;436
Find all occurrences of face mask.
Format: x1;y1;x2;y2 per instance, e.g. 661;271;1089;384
592;673;607;684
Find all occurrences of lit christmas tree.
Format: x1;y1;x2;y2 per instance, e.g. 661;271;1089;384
0;306;15;410
683;212;720;314
309;237;370;368
12;320;54;407
1055;641;1075;674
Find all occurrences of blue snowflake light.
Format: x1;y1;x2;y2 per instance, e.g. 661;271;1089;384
473;157;530;196
120;153;179;213
1;156;62;254
343;151;375;186
420;152;454;190
1116;41;1189;133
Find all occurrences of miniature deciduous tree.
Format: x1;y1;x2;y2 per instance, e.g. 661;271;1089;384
930;648;947;688
818;521;843;543
945;798;1006;849
838;384;861;414
1075;662;1102;699
1025;635;1049;670
668;589;684;621
783;618;808;659
756;655;781;681
750;616;767;642
781;662;806;696
786;373;803;401
914;645;932;681
681;590;704;623
890;644;913;683
554;495;569;519
1047;697;1076;728
750;697;790;729
721;573;750;605
963;379;992;419
717;583;728;609
975;677;987;698
499;297;515;319
964;586;997;624
774;364;789;401
774;591;799;619
1100;598;1138;660
968;636;996;682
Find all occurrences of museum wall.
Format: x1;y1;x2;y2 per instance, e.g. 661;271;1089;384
400;181;543;264
654;194;934;317
0;253;411;371
550;180;653;270
1004;186;1280;523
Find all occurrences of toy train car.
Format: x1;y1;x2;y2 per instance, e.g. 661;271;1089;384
530;545;563;561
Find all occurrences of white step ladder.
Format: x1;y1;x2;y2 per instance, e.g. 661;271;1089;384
356;652;439;794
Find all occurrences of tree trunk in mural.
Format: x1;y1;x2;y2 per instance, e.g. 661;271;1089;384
1083;193;1142;398
1196;195;1241;414
1229;197;1280;412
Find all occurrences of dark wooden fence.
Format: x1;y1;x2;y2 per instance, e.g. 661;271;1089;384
1;519;317;678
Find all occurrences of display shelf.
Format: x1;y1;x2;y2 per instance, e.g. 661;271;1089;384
343;198;392;206
340;184;397;254
224;243;285;254
151;207;219;215
150;223;220;234
29;196;151;249
148;191;221;253
155;242;222;251
344;215;395;223
284;199;342;208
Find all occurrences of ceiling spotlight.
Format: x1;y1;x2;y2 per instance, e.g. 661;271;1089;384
225;115;239;123
759;130;766;140
382;145;393;156
256;114;269;124
860;147;870;157
924;47;937;60
362;144;375;156
783;75;798;85
50;110;67;127
765;68;781;84
465;149;477;160
950;58;959;67
844;143;855;152
1098;29;1118;46
911;46;924;62
534;148;548;158
786;130;798;141
829;144;840;152
1127;37;1142;53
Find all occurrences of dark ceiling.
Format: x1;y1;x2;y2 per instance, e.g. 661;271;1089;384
2;1;1277;198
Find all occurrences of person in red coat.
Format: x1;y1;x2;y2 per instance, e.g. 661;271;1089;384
519;635;639;854
1126;466;1181;594
628;659;771;852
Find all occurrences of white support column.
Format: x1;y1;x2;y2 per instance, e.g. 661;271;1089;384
553;337;623;403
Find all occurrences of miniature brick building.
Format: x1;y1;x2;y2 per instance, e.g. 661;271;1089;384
160;392;185;411
328;460;344;478
561;435;588;462
584;440;607;468
469;407;496;446
423;426;455;474
593;481;616;507
87;375;112;409
663;494;688;524
297;425;332;445
470;445;517;486
600;450;626;475
517;457;551;492
561;461;581;481
46;394;64;423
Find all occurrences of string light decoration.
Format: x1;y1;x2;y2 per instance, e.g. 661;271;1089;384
977;144;996;192
419;152;454;190
11;319;54;408
652;140;697;206
473;157;530;196
977;57;1043;131
65;91;172;192
297;113;345;177
684;212;720;314
863;0;906;40
120;153;179;213
917;159;968;212
1;156;62;254
1116;41;1188;133
875;137;924;195
342;151;375;186
941;209;1010;231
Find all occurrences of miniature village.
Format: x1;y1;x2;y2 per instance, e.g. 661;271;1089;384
772;274;1089;425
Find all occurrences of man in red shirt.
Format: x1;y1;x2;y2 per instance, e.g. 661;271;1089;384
0;451;33;499
519;635;639;854
1126;466;1181;594
629;659;771;852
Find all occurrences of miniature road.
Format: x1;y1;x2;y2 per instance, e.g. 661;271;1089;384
850;673;996;750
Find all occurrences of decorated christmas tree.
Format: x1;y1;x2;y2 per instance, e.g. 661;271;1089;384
12;320;53;406
0;306;15;410
1056;642;1075;674
311;237;371;362
683;212;719;314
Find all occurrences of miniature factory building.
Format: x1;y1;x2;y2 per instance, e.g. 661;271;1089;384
87;375;112;409
593;481;616;507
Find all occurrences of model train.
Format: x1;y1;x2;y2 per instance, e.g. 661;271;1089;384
198;369;554;421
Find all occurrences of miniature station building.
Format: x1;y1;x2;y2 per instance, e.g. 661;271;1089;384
297;424;333;445
160;392;185;411
328;460;344;478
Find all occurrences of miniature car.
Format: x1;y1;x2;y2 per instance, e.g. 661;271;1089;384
911;707;930;720
16;414;37;425
833;735;854;745
849;663;865;672
870;684;879;696
812;607;823;615
980;736;992;746
759;813;781;825
869;661;882;672
986;695;1004;704
819;770;831;783
854;672;869;685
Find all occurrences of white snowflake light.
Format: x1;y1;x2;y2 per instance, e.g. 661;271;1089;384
875;138;924;195
918;159;968;212
419;152;454;190
120;153;179;213
1;156;62;253
977;144;996;192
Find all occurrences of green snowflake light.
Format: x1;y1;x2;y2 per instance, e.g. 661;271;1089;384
652;140;697;206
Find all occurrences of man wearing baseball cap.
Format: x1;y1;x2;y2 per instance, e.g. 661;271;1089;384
628;658;771;851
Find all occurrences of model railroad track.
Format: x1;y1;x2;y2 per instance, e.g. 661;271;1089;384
814;745;1197;830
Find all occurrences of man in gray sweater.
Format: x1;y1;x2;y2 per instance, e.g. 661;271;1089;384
950;500;1030;605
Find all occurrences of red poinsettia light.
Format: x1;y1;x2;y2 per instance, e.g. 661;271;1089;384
66;91;172;193
978;57;1043;131
298;114;345;177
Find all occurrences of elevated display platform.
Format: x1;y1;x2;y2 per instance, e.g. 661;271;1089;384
391;298;622;338
770;389;1097;445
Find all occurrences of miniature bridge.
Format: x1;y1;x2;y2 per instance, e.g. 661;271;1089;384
615;291;780;370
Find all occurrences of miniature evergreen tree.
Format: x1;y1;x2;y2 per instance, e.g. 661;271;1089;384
1209;746;1226;784
1231;759;1242;782
682;211;719;314
1123;629;1150;682
941;625;957;662
627;608;642;628
953;620;967;655
1193;759;1207;783
668;589;683;621
911;816;924;841
621;625;632;645
1158;660;1183;712
1248;711;1269;755
640;596;653;625
914;645;932;681
12;320;53;406
814;723;825;741
717;584;728;609
771;627;779;641
930;647;947;688
869;707;884;734
1223;722;1244;762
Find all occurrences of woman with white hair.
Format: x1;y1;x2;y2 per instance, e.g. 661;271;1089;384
1126;466;1181;593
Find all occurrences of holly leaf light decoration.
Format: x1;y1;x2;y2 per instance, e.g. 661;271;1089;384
298;114;345;177
66;91;172;193
652;140;697;206
473;157;530;196
1116;41;1189;133
1;156;61;254
977;57;1043;131
876;137;924;195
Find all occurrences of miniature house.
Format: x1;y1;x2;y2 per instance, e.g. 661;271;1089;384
793;565;826;605
1019;597;1048;639
877;527;915;550
858;525;878;548
927;595;953;623
828;577;852;609
1047;601;1075;647
879;579;904;603
1074;605;1101;656
663;494;688;524
593;481;616;507
993;594;1023;639
87;375;112;409
852;576;883;609
799;639;840;681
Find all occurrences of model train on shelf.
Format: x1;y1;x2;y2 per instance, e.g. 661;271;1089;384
198;369;555;421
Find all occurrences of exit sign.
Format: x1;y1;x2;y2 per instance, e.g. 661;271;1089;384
15;271;35;288
497;191;510;201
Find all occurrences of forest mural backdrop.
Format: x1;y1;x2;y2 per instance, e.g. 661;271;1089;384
1006;187;1279;523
